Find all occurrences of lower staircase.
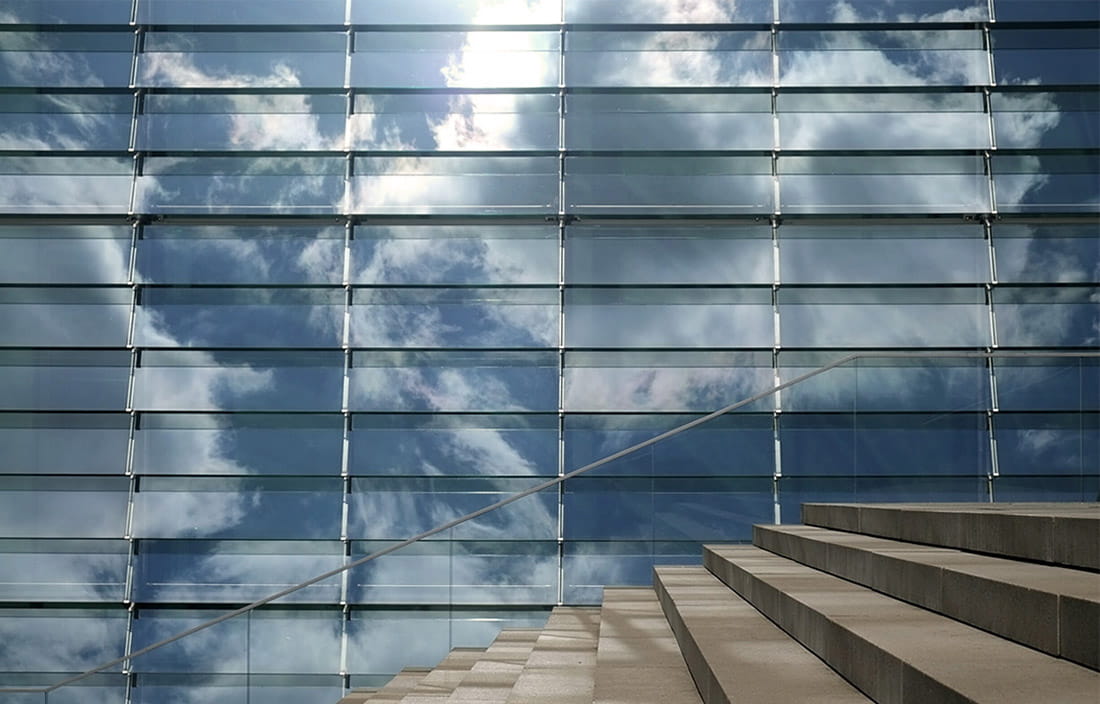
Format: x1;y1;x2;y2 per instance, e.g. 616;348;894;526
338;503;1100;703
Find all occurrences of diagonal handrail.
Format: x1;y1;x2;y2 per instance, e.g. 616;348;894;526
3;349;1097;695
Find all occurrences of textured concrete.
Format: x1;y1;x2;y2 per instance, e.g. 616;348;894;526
751;523;1100;669
336;689;377;704
505;607;601;704
592;588;702;704
400;647;485;703
445;629;541;702
654;565;870;704
801;503;1100;569
706;545;1100;704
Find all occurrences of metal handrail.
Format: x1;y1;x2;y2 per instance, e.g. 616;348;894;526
4;349;1097;695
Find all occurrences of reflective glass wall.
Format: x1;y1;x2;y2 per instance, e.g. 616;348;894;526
1;0;1097;699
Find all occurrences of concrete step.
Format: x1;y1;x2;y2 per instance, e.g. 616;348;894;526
593;588;702;704
654;565;870;704
365;667;433;702
444;628;542;702
752;523;1100;670
505;607;601;704
399;647;485;703
801;503;1100;570
706;545;1100;704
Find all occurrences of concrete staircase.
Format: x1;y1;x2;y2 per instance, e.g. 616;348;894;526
338;503;1100;704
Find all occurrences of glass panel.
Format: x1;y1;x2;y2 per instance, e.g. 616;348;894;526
778;353;991;413
778;287;991;347
778;91;989;149
138;32;346;89
779;412;990;476
133;541;342;602
352;93;558;151
0;92;131;150
130;609;339;673
2;0;131;23
992;29;1100;86
133;413;344;476
566;225;773;285
993;222;1099;284
994;286;1099;347
993;154;1099;213
134;287;344;348
349;288;558;348
565;287;773;347
779;155;990;214
132;476;343;539
131;673;342;704
350;0;561;23
994;0;1100;20
0;31;133;88
0;539;127;601
351;225;558;285
137;225;345;285
138;0;346;24
567;93;773;150
138;93;346;151
779;223;989;284
0;156;131;213
351;32;559;89
0;608;127;673
349;414;558;477
351;156;558;215
349;351;558;412
0;476;129;538
563;350;774;412
349;540;556;604
0;287;130;347
565;413;775;477
566;31;773;87
348;478;556;540
994;357;1099;412
567;155;773;214
0;412;129;475
0;350;131;411
567;0;772;22
995;412;1099;478
136;156;344;215
564;476;772;542
132;350;344;412
778;29;988;87
0;225;130;285
779;0;988;22
991;91;1100;149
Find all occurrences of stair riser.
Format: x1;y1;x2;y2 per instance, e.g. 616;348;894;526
752;527;1100;670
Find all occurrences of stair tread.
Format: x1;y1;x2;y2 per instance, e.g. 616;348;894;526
655;565;871;703
505;607;601;704
593;587;702;704
367;668;434;702
707;544;1100;703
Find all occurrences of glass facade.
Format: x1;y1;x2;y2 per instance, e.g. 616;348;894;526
0;0;1097;700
